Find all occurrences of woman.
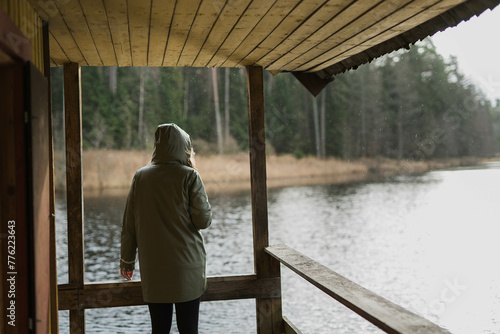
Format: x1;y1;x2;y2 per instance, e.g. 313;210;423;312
120;123;212;334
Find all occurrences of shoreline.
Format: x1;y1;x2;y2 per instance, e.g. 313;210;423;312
54;150;488;197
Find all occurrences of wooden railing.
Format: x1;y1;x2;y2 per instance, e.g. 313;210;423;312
57;65;450;333
58;65;285;333
58;275;280;310
58;244;450;334
266;244;451;334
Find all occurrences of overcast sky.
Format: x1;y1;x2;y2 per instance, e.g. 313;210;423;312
430;5;500;104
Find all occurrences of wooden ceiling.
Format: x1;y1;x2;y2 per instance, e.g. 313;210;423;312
30;0;499;76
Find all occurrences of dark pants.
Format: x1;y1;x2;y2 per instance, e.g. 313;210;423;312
148;297;201;334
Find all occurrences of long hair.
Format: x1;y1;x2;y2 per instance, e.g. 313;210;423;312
187;147;196;169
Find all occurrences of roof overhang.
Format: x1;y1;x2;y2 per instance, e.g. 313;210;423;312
30;0;500;95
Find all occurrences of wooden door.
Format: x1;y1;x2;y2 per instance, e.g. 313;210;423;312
0;62;50;333
0;62;31;334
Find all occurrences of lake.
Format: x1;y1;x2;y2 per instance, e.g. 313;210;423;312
56;161;500;333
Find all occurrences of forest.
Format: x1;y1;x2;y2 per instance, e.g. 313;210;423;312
50;38;500;160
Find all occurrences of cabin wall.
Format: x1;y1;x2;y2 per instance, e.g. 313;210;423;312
0;0;44;73
1;3;53;334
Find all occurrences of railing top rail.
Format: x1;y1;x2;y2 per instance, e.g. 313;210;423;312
57;275;280;310
266;244;450;334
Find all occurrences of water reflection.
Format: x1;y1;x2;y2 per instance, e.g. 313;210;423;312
56;163;500;333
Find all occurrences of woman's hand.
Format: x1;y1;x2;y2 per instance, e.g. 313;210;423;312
120;268;134;280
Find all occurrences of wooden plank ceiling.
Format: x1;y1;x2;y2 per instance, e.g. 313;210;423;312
30;0;499;76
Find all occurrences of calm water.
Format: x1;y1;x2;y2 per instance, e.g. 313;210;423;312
56;162;500;333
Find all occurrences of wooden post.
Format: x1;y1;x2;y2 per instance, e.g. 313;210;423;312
64;63;85;334
27;61;51;334
246;66;283;334
43;21;59;334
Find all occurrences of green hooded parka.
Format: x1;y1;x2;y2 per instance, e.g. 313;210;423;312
120;124;212;303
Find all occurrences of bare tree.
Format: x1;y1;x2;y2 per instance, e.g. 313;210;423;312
320;91;326;158
224;67;230;143
211;68;223;154
397;106;403;159
312;95;321;158
360;74;367;157
138;67;145;145
183;69;189;120
109;66;117;94
303;88;312;152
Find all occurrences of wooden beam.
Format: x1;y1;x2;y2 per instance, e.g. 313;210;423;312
43;20;59;334
246;65;269;276
63;62;85;334
246;65;283;334
58;275;281;310
266;245;451;334
27;61;51;334
202;275;280;302
292;71;333;97
283;316;302;334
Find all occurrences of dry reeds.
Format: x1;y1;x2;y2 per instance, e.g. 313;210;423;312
53;150;480;194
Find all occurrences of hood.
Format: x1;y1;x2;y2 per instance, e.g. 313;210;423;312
151;124;192;166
